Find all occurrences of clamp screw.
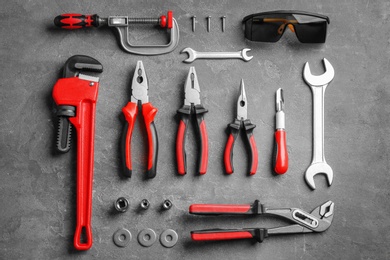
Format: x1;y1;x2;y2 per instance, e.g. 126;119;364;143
206;16;211;32
140;199;150;210
114;197;129;213
192;16;196;32
162;199;172;210
221;16;226;32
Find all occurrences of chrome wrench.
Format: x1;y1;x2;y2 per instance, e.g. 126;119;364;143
181;48;253;63
303;58;335;190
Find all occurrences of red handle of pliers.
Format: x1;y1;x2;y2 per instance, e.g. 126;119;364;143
53;77;99;250
274;129;288;174
191;229;254;241
176;119;188;175
224;134;236;174
142;103;158;179
189;203;252;215
54;13;99;29
122;102;138;178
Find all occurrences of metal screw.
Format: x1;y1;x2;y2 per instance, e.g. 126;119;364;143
207;16;211;32
89;82;94;86
114;197;129;213
221;16;226;32
162;199;172;210
192;16;196;32
140;199;150;210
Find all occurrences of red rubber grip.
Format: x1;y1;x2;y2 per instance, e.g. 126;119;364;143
249;135;258;175
54;14;95;29
176;120;187;175
198;120;208;175
274;130;288;174
224;134;235;174
189;204;251;214
167;11;173;29
142;103;158;170
122;102;138;171
191;231;254;241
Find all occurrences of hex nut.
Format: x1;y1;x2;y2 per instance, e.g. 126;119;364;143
162;199;172;210
115;197;129;213
140;199;150;210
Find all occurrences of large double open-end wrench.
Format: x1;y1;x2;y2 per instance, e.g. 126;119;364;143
52;55;103;250
181;48;253;63
303;58;335;190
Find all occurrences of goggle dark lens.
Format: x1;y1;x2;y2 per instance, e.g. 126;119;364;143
243;12;329;43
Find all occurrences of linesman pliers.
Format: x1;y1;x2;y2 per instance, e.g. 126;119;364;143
121;61;158;178
176;67;208;175
189;200;334;243
224;79;258;175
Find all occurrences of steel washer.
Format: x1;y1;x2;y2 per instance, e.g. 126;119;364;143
137;228;157;247
160;229;178;248
113;228;132;247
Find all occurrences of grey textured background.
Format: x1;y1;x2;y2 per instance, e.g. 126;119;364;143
1;0;389;259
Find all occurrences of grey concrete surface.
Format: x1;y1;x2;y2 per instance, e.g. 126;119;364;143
1;0;389;259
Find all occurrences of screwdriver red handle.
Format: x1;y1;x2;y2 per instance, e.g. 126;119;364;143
52;76;99;251
54;14;100;29
274;129;288;174
191;228;267;243
122;102;138;178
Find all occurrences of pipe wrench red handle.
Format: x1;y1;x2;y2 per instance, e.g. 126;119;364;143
52;55;103;250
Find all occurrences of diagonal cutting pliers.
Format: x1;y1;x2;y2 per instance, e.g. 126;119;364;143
224;79;258;175
121;61;158;179
189;200;334;243
176;67;208;175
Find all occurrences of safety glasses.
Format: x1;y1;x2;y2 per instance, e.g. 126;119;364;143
243;11;330;43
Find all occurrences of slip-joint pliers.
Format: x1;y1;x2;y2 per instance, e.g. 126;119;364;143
121;61;158;178
190;200;334;243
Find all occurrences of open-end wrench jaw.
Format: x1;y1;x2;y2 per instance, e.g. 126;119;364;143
241;48;253;61
303;58;334;87
305;163;334;190
181;47;196;63
63;55;103;79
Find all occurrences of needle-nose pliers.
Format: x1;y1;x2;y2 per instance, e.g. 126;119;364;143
121;61;158;179
176;67;208;175
224;79;258;175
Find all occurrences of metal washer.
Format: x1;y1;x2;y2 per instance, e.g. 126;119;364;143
160;229;178;248
113;228;132;247
137;228;157;247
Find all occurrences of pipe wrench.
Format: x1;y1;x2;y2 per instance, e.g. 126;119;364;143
52;55;103;250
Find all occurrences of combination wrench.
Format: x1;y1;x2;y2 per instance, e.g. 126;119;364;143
303;58;335;190
181;48;253;63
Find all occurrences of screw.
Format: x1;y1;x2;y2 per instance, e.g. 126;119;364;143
192;16;196;32
114;197;129;213
221;16;226;32
89;82;94;86
140;199;150;210
162;199;172;210
207;16;211;32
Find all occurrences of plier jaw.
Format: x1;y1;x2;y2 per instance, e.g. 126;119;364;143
130;60;149;104
176;67;208;175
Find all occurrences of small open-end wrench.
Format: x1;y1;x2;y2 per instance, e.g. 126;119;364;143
303;58;335;190
181;48;253;63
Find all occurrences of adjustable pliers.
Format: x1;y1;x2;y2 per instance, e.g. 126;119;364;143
121;61;158;178
190;200;334;243
224;79;258;175
176;67;208;175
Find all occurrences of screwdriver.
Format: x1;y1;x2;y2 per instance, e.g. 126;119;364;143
274;88;288;174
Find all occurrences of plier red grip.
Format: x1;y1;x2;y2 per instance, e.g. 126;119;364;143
176;67;208;175
121;61;158;178
224;79;258;175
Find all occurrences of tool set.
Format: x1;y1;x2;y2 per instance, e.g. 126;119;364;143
51;9;334;251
